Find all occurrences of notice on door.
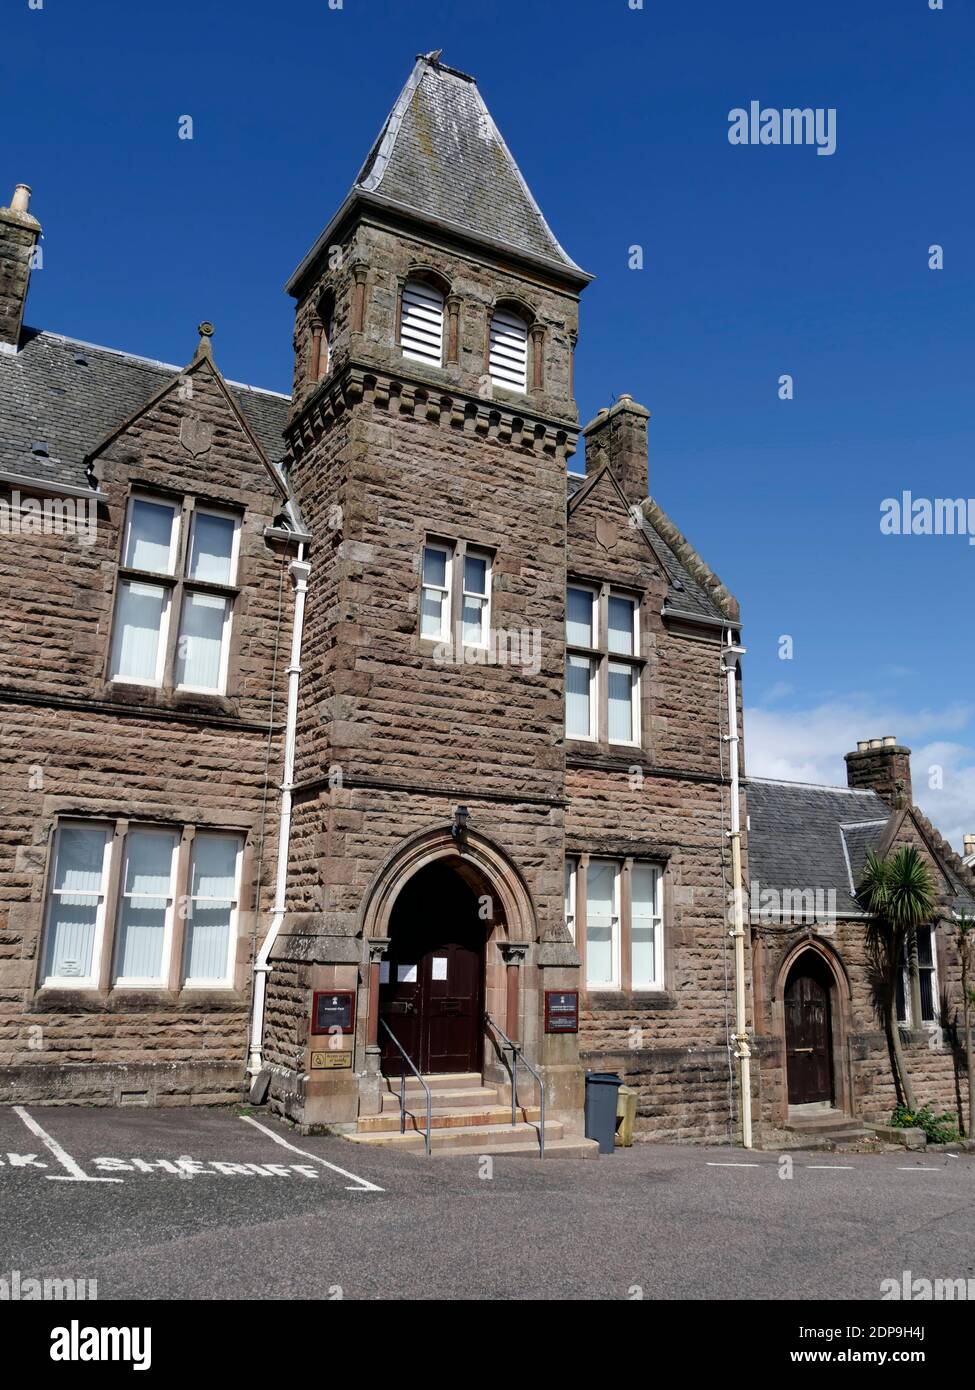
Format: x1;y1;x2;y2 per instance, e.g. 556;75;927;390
431;957;448;981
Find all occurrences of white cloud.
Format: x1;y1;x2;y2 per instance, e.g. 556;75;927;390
744;697;975;852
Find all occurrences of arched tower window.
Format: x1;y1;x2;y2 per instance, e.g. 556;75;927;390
489;306;529;392
400;277;445;367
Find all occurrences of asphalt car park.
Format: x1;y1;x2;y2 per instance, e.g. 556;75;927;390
1;1104;973;1300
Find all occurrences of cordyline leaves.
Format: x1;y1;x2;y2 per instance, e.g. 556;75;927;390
857;846;935;927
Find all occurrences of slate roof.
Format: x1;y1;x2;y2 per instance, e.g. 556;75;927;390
0;327;290;492
567;469;729;622
746;777;892;910
288;54;588;293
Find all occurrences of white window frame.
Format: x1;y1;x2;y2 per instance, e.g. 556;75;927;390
109;580;173;688
630;862;664;990
607;659;641;747
40;822;114;989
174;591;235;696
897;924;940;1027
122;494;180;575
111;828;180;988
461;546;492;650
608;589;639;656
175;507;240;695
182;834;243;990
185;506;241;586
420;540;453;642
567;583;597;649
585;858;621;991
489;308;529;392
566;653;598;741
564;857;577;943
400;278;445;367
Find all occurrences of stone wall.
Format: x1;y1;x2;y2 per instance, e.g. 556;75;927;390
0;354;295;1104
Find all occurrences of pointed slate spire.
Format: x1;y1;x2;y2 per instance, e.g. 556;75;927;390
287;53;590;293
354;53;585;275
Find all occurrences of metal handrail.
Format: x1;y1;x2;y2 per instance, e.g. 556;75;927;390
485;1013;546;1158
378;1018;433;1157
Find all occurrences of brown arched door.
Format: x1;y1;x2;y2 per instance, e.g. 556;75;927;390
784;954;834;1105
379;862;485;1076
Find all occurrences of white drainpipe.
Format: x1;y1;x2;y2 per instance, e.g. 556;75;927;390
722;632;753;1149
248;549;311;1076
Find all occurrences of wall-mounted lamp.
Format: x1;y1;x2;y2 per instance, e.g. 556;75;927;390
451;805;470;843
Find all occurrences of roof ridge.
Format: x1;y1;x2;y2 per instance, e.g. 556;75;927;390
641;496;739;622
747;776;890;794
25;327;291;402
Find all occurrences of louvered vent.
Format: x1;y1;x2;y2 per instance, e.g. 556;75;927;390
489;309;529;392
400;279;445;366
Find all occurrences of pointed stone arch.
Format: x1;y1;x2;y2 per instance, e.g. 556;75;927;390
770;933;855;1121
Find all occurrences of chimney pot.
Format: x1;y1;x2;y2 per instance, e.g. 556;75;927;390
963;833;975;858
11;184;31;215
845;736;913;809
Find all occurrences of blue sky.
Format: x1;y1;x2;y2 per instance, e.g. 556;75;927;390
4;0;972;846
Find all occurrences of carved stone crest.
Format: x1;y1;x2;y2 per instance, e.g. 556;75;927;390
595;516;617;552
180;416;212;457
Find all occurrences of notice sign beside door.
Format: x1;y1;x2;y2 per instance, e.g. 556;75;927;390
311;990;355;1035
544;990;579;1033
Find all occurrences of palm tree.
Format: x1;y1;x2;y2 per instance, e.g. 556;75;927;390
857;846;936;1114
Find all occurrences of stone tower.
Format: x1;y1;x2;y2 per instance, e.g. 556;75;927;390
262;54;593;1134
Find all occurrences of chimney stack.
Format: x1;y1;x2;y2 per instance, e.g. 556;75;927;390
0;183;41;353
845;736;913;810
963;834;975;863
582;394;651;506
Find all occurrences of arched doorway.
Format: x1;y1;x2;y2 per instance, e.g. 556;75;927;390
784;951;835;1105
379;861;486;1075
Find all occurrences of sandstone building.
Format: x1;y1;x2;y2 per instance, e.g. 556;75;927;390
1;54;972;1148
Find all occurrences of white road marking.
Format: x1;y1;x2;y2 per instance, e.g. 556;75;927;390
897;1166;940;1171
806;1164;855;1170
240;1114;384;1192
706;1161;761;1168
12;1107;122;1184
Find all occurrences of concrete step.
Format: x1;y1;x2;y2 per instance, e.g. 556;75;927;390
358;1104;541;1135
348;1120;567;1153
379;1086;500;1113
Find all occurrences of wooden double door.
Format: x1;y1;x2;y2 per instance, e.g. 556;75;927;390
379;864;485;1076
784;955;834;1105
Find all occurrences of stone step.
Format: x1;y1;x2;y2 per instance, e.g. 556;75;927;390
784;1111;865;1133
348;1120;572;1153
358;1104;541;1135
821;1128;880;1145
379;1086;500;1113
430;1137;600;1160
380;1071;482;1093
